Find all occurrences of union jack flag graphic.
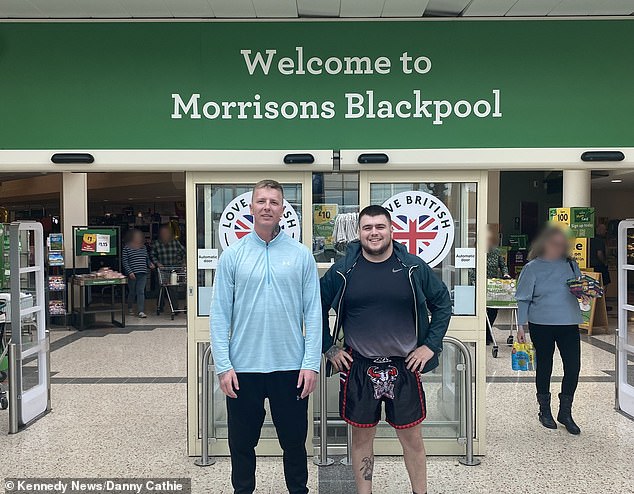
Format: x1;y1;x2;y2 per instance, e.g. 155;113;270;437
392;214;439;256
233;215;254;240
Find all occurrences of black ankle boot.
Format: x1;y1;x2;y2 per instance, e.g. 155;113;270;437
536;393;557;429
557;393;581;435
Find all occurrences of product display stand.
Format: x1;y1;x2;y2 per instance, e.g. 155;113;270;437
0;224;9;290
46;233;67;328
70;226;126;330
71;276;127;330
579;271;609;335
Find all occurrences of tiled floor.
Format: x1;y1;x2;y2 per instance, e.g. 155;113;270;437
1;308;633;494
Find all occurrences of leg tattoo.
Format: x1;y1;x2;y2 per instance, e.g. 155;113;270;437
360;456;374;481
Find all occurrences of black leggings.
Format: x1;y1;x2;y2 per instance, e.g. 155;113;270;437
529;323;581;396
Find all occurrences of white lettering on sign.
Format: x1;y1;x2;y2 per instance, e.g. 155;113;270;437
382;191;455;268
218;192;300;250
171;90;501;124
170;47;503;124
240;47;395;76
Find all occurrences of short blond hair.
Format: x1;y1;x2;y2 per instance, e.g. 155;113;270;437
253;179;284;198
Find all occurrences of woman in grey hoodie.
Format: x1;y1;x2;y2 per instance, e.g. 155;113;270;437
516;225;589;435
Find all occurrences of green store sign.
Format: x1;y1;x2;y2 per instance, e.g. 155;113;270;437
0;20;633;150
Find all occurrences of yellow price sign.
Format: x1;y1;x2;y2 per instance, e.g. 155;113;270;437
314;204;338;224
550;207;571;226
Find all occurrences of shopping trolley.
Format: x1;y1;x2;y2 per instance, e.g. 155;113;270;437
157;266;187;320
0;299;9;410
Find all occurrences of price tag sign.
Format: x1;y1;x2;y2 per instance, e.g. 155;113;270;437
454;247;476;268
198;249;219;270
314;204;338;225
549;207;595;238
96;234;111;253
313;204;338;249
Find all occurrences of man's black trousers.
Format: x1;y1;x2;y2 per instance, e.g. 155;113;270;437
226;370;309;494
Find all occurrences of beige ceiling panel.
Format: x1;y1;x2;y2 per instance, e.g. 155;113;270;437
424;0;472;15
21;0;85;17
64;0;129;17
209;0;256;17
121;0;172;17
549;0;634;15
340;0;384;17
463;0;519;16
164;0;215;17
505;0;562;16
252;0;297;17
0;0;46;17
297;0;341;17
382;0;430;17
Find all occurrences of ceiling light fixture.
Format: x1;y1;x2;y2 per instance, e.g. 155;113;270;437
611;179;623;183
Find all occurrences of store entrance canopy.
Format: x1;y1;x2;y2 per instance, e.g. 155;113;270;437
1;0;634;19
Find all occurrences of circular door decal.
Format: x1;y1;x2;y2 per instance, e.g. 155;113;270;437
381;191;455;267
219;191;301;250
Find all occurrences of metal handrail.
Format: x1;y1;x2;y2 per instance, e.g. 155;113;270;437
195;344;216;467
444;335;480;466
313;356;334;466
8;342;18;433
196;336;480;467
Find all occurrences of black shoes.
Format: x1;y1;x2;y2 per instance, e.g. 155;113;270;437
557;393;581;435
536;393;558;429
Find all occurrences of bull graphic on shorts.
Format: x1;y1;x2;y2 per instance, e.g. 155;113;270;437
367;365;399;400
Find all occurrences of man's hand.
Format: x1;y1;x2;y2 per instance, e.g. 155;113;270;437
517;325;526;343
325;346;353;372
157;262;164;269
129;273;136;280
297;369;318;399
218;369;239;399
405;345;434;372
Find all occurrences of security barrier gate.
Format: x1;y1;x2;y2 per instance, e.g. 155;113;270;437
7;221;51;433
616;220;634;419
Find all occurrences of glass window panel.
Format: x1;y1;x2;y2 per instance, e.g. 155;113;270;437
312;172;360;263
370;182;478;315
195;183;302;317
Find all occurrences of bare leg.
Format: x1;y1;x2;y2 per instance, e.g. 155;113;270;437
396;424;427;494
351;425;377;494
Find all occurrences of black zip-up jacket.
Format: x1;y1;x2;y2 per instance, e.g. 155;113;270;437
320;240;452;374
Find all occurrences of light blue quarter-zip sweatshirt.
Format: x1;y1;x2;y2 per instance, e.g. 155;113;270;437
210;231;322;374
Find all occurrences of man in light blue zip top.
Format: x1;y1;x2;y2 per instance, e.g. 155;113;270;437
210;179;322;494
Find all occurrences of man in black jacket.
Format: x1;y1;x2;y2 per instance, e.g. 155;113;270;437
321;205;452;494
